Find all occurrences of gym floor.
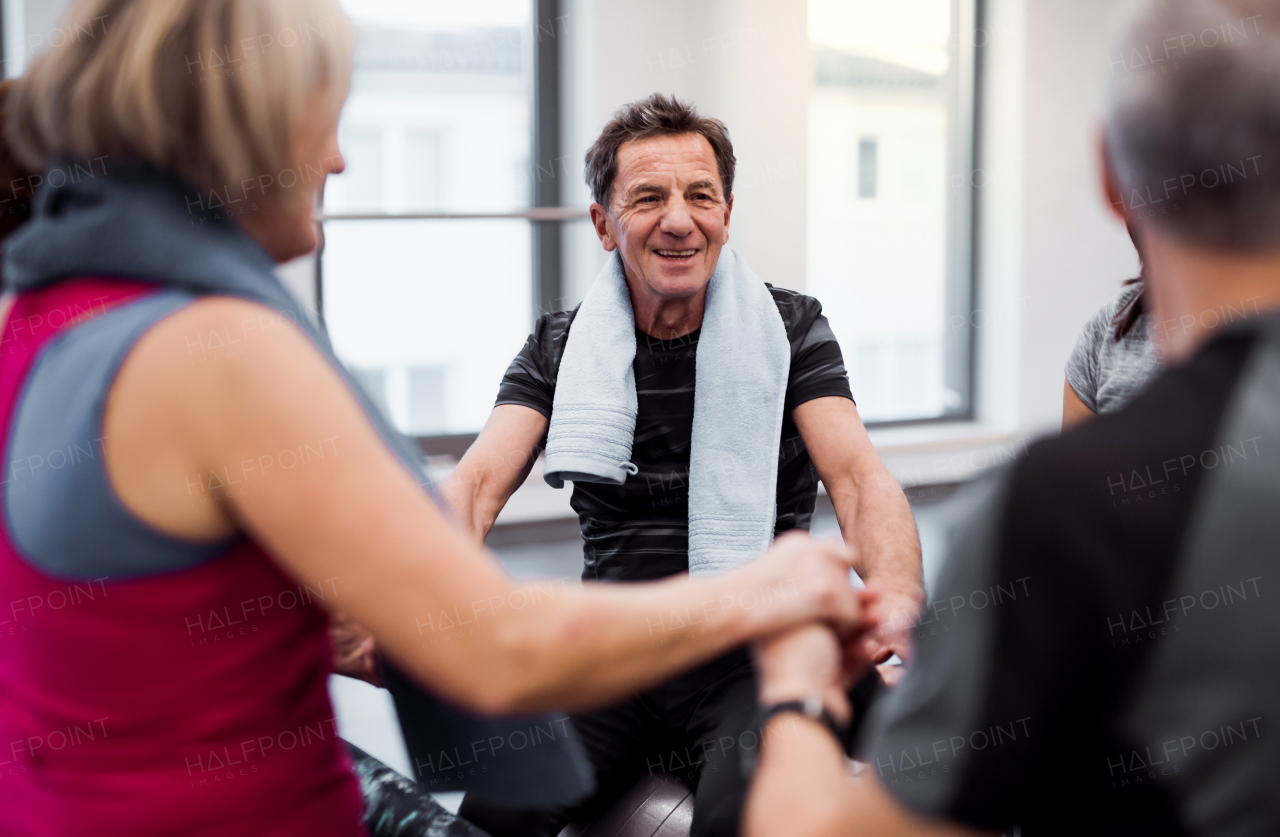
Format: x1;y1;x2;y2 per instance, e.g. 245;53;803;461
330;492;964;813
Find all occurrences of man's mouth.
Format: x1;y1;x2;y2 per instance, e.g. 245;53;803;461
655;249;698;260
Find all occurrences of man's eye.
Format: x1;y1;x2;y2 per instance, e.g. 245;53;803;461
638;196;659;203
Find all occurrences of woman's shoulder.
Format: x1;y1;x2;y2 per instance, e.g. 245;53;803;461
1074;281;1143;348
106;291;334;427
131;294;322;377
1112;281;1145;318
1089;280;1143;325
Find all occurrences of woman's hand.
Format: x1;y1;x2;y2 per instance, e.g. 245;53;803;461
735;532;873;640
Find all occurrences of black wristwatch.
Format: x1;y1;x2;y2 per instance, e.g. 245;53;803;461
740;695;847;777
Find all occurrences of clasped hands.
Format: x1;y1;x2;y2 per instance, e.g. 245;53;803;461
327;531;922;699
753;548;921;725
330;609;381;686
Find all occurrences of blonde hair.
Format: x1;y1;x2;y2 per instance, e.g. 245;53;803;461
10;0;355;205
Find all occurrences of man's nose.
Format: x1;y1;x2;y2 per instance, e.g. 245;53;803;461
658;195;696;237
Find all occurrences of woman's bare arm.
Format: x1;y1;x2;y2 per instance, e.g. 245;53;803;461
1062;379;1097;429
104;298;868;716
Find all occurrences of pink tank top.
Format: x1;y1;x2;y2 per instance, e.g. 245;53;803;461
0;278;365;836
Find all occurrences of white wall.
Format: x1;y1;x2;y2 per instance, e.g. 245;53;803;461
5;0;74;77
703;0;810;294
1;0;21;77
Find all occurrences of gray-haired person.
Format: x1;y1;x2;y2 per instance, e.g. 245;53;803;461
745;1;1280;834
443;93;924;837
1063;222;1163;428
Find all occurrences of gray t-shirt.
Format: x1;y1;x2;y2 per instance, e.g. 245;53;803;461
1064;282;1162;414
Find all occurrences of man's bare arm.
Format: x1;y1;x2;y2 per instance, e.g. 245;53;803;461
793;396;923;658
438;404;549;542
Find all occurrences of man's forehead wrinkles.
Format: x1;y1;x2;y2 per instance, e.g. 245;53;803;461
617;160;719;186
621;155;713;175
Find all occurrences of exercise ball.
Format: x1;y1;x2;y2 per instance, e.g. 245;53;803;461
559;774;693;837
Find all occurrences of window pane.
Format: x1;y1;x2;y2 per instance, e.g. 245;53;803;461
323;220;532;435
404;128;444;211
324;1;536;436
808;0;967;423
857;137;878;199
339;126;385;210
328;0;533;214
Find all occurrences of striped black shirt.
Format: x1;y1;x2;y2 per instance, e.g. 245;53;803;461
495;286;853;583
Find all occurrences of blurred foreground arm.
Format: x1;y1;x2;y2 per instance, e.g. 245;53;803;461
106;298;870;717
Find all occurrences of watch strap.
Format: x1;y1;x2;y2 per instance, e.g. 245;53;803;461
741;695;847;777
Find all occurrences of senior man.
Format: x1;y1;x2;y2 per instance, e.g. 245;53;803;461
443;93;922;837
745;2;1280;835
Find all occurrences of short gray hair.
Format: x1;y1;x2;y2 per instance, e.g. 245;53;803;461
584;94;735;208
1105;0;1280;250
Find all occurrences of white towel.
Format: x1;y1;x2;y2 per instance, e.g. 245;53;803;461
543;247;791;574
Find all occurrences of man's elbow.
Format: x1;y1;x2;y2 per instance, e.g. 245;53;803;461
851;458;907;500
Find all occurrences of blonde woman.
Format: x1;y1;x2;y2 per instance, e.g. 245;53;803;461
0;2;868;835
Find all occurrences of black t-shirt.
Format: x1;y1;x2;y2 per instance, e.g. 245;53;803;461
495;285;853;582
865;323;1280;835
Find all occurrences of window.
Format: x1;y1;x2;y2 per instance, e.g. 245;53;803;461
403;129;443;211
857;137;878;199
321;0;571;438
332;126;385;210
808;0;980;424
320;0;980;437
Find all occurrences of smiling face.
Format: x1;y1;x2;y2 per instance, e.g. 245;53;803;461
590;132;733;307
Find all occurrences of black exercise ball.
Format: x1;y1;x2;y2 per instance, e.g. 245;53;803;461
559;774;692;837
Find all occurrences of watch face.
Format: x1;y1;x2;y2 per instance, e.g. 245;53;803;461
803;694;824;718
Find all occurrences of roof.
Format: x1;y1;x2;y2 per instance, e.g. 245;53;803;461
353;26;525;75
815;49;942;88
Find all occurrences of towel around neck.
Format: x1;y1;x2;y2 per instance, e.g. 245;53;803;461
543;247;791;575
